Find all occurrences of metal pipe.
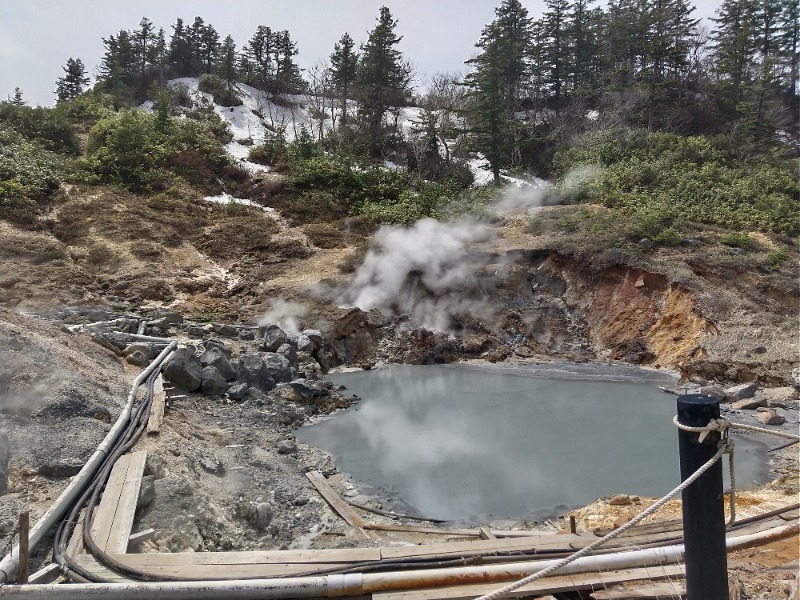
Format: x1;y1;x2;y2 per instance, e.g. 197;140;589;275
1;522;795;599
0;342;177;584
108;333;174;344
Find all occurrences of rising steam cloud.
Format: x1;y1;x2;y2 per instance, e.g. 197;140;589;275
257;298;309;333
337;183;553;331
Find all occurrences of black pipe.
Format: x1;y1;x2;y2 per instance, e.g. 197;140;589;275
677;394;729;600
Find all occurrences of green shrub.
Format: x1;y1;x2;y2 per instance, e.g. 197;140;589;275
0;127;68;224
82;109;229;192
198;74;243;107
553;129;799;236
285;155;472;225
55;92;115;127
767;248;790;268
249;131;288;166
0;101;79;153
720;232;753;248
287;126;322;162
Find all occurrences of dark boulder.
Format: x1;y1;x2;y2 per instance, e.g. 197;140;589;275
277;343;298;367
163;347;202;392
236;355;275;392
262;324;288;352
263;352;293;383
200;366;228;397
199;347;235;381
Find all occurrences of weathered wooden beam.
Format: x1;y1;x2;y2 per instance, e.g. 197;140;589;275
305;471;375;540
18;512;29;584
105;451;147;554
127;528;156;550
146;375;166;434
590;581;686;599
27;563;61;585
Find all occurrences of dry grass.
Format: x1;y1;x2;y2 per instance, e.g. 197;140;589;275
302;222;348;249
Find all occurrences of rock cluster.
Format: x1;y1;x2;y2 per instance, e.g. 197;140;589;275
160;323;330;406
662;379;797;428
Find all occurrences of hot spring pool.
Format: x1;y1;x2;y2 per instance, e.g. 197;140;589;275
297;364;769;522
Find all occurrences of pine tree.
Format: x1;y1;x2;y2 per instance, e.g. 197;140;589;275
464;22;511;184
542;0;569;107
330;32;359;126
217;35;239;100
566;0;602;96
168;18;193;76
778;0;799;98
274;30;303;94
55;57;90;101
464;0;533;182
153;28;167;68
355;6;412;154
188;17;207;75
644;0;698;128
246;25;276;89
9;88;25;105
99;29;136;94
200;23;220;74
134;17;156;80
712;0;757;105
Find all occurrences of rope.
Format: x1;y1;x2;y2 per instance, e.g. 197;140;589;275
726;439;736;524
672;415;737;523
728;421;800;441
672;416;800;442
473;442;727;600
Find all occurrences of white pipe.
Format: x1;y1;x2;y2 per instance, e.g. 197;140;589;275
0;342;177;584
3;523;796;599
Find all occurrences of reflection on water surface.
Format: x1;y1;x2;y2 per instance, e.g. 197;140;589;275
298;365;767;521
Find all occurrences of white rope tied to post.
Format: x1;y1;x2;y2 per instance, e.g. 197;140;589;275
473;440;727;600
673;415;737;523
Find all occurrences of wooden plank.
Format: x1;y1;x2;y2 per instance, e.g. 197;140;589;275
305;471;375;540
728;516;789;539
380;533;595;560
89;454;132;551
104;451;147;554
365;523;569;539
372;565;686;600
479;527;496;540
127;528;156;550
590;582;686;599
27;563;61;585
18;512;29;583
146;375;166;434
72;554;357;582
366;523;482;537
593;518;683;537
66;508;86;557
105;547;381;566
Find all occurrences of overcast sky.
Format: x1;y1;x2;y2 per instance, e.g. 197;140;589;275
1;0;722;107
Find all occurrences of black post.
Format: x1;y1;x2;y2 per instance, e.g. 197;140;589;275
677;394;729;600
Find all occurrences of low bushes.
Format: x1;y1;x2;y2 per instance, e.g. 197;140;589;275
554;128;799;237
82;109;230;192
0;127;68;225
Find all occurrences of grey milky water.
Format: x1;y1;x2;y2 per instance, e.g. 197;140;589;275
298;364;770;522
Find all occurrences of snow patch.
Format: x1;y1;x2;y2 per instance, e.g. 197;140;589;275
467;155;551;190
203;193;275;213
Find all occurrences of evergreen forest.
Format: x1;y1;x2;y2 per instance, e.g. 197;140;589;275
2;1;798;243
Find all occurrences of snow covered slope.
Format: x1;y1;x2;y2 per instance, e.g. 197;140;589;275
158;78;550;188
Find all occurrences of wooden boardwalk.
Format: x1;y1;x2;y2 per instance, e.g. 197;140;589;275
61;453;798;598
68;450;147;556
